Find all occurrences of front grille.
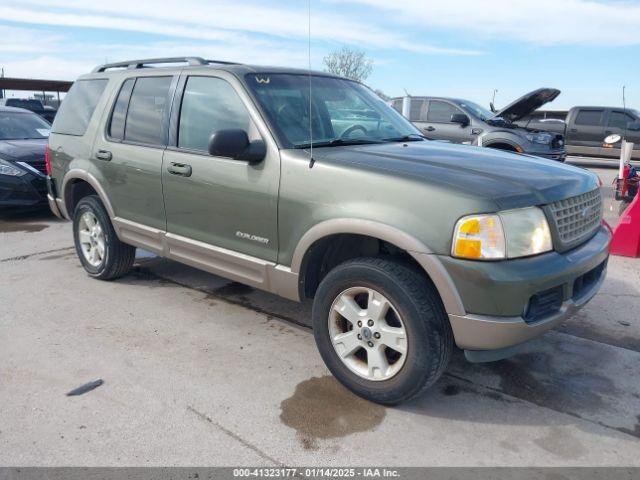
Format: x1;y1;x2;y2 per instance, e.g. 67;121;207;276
547;188;602;250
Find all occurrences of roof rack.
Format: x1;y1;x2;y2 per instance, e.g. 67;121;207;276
91;57;240;73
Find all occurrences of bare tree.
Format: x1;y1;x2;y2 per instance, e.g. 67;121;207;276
323;47;373;82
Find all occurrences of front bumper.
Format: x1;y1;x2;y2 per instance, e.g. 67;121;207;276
441;225;610;351
0;171;47;209
525;148;567;162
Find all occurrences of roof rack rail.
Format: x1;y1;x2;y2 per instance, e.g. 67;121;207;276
91;57;241;73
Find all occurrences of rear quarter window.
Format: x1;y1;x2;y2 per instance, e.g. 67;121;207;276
51;79;108;136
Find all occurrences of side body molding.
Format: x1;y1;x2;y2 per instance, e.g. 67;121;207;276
56;180;464;315
289;218;466;316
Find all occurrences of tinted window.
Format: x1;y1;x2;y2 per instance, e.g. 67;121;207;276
51;79;108;136
427;101;459;123
608;111;634;129
178;76;252;151
0;111;51;140
575;109;604;126
124;76;172;145
410;99;427;121
108;78;135;140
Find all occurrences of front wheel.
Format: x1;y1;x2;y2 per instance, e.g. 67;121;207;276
312;257;453;405
73;195;136;280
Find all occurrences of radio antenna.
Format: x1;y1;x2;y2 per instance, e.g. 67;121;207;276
308;0;315;168
623;85;628;141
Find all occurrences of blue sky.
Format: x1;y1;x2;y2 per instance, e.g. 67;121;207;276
1;0;639;109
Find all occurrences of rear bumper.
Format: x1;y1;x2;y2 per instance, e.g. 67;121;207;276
442;225;610;351
0;172;47;209
46;176;65;219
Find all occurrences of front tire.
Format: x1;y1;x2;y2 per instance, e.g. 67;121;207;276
312;257;453;405
73;195;135;280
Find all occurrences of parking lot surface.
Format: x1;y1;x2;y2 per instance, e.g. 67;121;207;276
1;161;639;466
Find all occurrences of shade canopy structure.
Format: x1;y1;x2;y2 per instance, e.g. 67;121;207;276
0;77;73;92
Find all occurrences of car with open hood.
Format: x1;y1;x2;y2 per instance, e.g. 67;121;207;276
46;58;608;405
390;88;566;161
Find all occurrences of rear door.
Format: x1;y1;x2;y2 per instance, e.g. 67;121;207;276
92;74;176;232
161;72;279;263
566;108;605;156
602;109;639;158
418;100;473;143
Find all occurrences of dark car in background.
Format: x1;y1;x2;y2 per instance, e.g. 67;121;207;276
0;98;57;123
391;88;566;161
0;106;51;210
517;106;640;161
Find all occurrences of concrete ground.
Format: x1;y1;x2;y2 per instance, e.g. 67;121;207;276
0;160;639;467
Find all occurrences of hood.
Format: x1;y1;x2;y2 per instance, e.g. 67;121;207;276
312;141;597;211
0;138;47;163
491;88;561;123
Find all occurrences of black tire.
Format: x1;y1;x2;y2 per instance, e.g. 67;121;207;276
73;195;135;280
312;257;453;405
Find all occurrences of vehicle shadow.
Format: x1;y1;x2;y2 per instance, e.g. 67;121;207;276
0;207;61;234
119;254;640;443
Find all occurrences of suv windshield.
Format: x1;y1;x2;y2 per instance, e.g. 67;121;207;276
246;73;422;148
456;100;493;121
0;111;51;140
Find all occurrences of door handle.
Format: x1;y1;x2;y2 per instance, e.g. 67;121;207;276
424;126;436;132
570;128;578;133
167;162;192;177
95;150;112;161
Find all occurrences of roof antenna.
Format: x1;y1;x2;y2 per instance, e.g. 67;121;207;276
308;0;315;168
622;85;628;141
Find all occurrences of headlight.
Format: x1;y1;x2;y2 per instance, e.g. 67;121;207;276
452;207;552;260
0;158;26;177
525;133;552;144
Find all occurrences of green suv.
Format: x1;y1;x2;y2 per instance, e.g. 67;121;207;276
46;57;610;404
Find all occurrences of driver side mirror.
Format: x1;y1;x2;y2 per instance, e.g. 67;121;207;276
208;129;266;163
451;113;470;127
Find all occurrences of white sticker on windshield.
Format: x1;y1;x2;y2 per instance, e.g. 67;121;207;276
37;128;50;137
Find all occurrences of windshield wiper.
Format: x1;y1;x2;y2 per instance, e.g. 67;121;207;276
294;138;385;149
382;133;427;142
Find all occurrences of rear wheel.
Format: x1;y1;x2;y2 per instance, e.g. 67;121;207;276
312;257;453;405
73;195;135;280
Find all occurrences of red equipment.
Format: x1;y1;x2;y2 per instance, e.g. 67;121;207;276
611;163;640;257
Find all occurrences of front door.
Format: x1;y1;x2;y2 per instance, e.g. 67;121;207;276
416;100;473;143
601;109;640;159
162;74;279;263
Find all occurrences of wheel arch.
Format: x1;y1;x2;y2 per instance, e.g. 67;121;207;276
291;219;465;316
61;169;115;219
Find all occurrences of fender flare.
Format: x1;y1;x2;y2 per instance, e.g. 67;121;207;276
60;169;116;219
290;218;466;316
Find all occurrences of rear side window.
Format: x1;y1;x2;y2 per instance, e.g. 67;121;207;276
608;111;634;129
108;78;135;140
51;79;108;136
124;76;172;145
575;109;604;126
410;99;427;121
427;101;459;123
178;76;252;152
